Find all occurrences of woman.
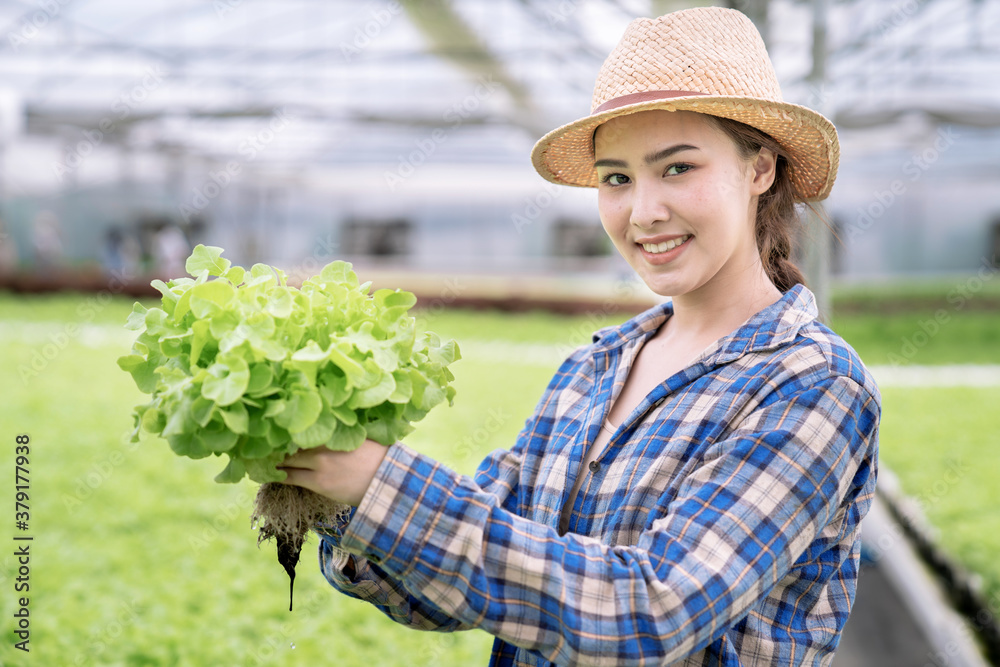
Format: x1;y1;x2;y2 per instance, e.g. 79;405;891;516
278;7;880;666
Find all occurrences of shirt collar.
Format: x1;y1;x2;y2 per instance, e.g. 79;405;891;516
591;284;819;365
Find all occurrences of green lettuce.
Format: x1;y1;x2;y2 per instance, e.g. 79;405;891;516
118;245;460;484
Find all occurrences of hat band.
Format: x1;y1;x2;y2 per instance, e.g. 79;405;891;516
593;89;709;115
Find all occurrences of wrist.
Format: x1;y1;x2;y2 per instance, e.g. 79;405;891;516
346;439;390;506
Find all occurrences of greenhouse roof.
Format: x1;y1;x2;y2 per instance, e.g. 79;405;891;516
1;0;998;173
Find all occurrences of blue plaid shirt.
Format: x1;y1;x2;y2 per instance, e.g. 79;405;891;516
316;284;880;666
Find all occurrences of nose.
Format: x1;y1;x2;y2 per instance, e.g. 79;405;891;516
628;178;670;229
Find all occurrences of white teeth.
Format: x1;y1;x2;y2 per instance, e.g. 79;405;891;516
642;235;690;253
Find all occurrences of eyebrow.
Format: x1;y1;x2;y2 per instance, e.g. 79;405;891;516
593;144;700;169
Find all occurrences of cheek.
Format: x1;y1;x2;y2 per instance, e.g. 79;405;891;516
597;192;625;231
681;168;752;228
712;163;753;203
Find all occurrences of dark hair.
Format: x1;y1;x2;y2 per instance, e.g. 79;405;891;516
706;116;806;293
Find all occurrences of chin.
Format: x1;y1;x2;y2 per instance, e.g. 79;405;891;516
625;256;693;299
640;271;711;300
640;276;686;299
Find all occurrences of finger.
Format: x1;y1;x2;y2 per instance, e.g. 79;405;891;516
280;447;323;468
276;466;318;492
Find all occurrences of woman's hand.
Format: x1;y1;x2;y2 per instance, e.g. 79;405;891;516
277;438;390;506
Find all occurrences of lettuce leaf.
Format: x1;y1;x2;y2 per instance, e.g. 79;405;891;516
119;245;460;484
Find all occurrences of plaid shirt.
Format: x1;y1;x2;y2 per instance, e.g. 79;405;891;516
316;284;880;666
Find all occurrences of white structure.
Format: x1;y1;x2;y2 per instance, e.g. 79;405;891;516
0;0;997;281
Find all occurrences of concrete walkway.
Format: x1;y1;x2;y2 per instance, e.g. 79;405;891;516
834;494;990;667
835;556;935;666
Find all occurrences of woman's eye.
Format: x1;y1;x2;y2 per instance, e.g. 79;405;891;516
602;173;630;186
665;164;692;176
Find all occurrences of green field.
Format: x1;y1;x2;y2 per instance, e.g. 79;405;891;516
0;285;998;665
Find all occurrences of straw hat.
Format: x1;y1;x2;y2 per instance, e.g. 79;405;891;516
530;6;839;201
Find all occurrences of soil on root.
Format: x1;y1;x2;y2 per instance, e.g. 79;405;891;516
252;482;352;611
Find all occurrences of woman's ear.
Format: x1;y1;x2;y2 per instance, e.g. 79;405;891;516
749;148;778;195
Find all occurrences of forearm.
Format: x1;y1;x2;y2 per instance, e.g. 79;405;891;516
302;428;532;634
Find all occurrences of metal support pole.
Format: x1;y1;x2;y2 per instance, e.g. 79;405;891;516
803;0;832;323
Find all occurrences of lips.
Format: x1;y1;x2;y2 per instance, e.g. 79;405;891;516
637;234;691;254
633;233;693;266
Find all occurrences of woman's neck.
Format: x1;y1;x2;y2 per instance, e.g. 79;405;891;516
664;265;783;345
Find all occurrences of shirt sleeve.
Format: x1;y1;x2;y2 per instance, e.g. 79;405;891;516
314;507;472;631
314;444;531;632
314;344;590;632
337;374;879;666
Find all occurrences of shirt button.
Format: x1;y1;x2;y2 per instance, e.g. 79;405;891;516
589;461;601;473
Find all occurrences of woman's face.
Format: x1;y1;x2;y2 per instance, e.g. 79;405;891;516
594;110;776;300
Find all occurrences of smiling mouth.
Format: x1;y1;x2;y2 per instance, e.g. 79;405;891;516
640;235;691;254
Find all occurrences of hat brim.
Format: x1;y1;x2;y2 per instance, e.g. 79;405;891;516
530;95;840;202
